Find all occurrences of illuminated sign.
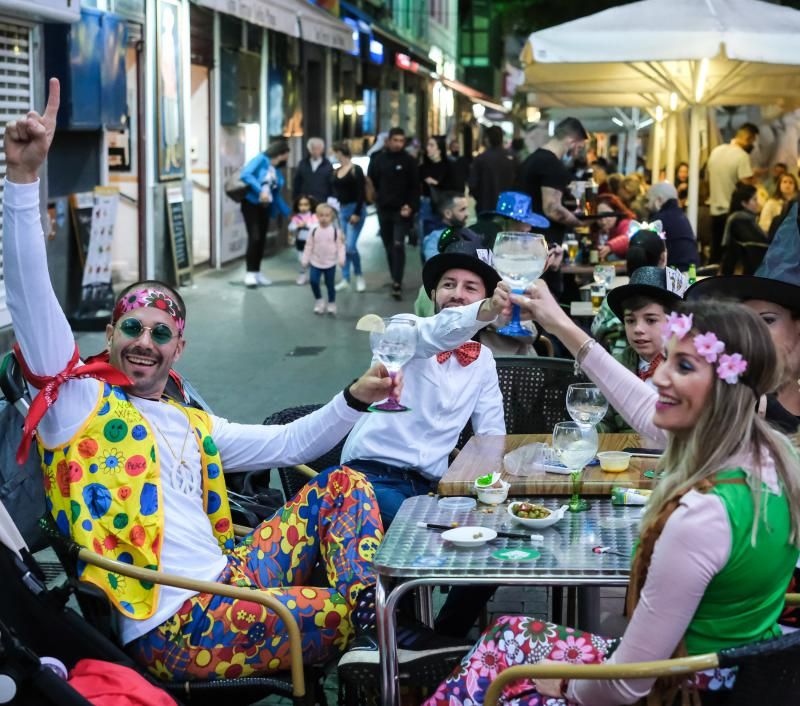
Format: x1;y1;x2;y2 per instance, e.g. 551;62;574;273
369;38;383;64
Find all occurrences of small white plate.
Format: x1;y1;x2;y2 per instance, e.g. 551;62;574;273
507;503;568;529
441;526;497;547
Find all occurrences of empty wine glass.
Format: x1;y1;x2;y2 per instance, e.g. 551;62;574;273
369;318;416;412
566;383;608;427
492;232;549;337
553;421;598;512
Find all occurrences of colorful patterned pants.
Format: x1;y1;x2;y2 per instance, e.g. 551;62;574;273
129;466;383;681
423;616;735;706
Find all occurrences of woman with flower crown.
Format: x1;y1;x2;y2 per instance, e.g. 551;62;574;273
423;285;800;706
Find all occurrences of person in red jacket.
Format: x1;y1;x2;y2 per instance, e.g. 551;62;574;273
596;193;635;259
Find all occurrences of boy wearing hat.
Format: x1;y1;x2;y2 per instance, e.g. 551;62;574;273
599;267;683;431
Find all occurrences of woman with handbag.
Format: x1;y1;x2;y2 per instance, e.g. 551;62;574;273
239;141;291;288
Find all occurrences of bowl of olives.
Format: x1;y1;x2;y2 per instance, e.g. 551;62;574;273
507;501;567;528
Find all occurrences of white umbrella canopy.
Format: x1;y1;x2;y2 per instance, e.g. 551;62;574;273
520;0;800;234
521;0;800;110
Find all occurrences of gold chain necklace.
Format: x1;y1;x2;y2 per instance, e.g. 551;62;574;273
155;415;193;470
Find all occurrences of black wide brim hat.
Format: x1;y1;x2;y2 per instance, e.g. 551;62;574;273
606;266;683;321
422;245;502;298
685;275;800;314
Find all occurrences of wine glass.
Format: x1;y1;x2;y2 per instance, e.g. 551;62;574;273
492;232;549;337
566;383;608;428
369;318;416;412
553;421;598;513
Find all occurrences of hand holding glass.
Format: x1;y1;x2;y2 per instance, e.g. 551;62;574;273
493;232;549;337
553;421;598;512
369;319;416;412
566;383;608;427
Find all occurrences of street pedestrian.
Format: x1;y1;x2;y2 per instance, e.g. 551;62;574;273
331;142;367;293
301;203;345;315
447;138;470;193
467;125;516;215
239;141;291;288
288;194;318;286
292;136;334;204
419;135;453;236
367;126;419;300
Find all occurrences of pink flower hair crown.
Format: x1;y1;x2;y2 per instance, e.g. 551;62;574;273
661;312;748;385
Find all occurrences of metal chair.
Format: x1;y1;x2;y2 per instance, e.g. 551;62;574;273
485;594;800;706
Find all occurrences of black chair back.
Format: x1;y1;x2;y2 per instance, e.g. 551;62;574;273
262;405;346;500
494;356;585;434
714;628;800;705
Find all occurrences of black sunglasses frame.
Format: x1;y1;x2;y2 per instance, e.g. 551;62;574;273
117;317;177;345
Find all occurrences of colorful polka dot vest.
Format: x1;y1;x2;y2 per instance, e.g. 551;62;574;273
40;383;234;620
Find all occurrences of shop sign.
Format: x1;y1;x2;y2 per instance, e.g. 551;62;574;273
0;0;80;23
394;52;418;73
368;38;383;64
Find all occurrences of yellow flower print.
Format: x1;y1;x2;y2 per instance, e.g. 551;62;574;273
215;651;254;680
147;660;173;681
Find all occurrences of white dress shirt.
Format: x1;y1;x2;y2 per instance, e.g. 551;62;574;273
342;304;506;478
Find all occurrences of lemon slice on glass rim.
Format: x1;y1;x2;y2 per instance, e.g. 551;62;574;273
355;314;385;333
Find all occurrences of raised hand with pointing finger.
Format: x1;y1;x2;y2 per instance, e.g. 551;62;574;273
4;77;60;184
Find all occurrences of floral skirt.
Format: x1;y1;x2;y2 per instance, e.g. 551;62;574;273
422;615;736;706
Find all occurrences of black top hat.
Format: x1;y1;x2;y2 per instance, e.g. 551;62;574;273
422;240;502;297
686;202;800;313
606;266;683;321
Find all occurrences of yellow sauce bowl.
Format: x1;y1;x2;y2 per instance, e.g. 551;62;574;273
598;451;632;472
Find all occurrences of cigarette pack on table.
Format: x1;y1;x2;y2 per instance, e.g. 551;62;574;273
611;487;652;506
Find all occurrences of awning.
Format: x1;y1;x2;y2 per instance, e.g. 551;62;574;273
190;0;355;52
441;78;507;115
296;2;355;52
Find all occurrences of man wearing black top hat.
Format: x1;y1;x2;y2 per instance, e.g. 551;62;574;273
341;246;508;644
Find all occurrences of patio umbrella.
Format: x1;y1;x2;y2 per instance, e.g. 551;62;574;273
520;0;800;231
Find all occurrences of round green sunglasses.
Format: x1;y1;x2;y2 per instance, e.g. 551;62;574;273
118;317;177;345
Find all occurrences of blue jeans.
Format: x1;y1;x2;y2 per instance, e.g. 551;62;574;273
339;202;366;280
309;265;336;302
344;459;436;526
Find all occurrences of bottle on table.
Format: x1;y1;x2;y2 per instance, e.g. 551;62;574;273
688;263;697;285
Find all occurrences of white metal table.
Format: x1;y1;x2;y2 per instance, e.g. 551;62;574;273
374;495;642;706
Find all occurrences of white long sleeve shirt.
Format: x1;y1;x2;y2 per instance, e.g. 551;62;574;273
342;304;506;478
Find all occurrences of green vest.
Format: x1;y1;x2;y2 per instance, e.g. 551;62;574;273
685;469;798;654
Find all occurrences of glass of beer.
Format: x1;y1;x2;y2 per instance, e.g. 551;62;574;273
566;238;579;262
590;283;605;310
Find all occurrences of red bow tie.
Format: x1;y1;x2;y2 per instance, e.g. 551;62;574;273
436;342;482;367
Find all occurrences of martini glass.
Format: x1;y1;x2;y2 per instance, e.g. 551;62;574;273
553;421;598;512
493;232;549;337
566;383;608;428
368;318;416;412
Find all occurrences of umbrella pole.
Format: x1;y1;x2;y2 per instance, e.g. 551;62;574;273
651;119;663;182
687;104;704;236
665;113;677;184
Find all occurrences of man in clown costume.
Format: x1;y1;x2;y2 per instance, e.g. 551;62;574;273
4;79;508;681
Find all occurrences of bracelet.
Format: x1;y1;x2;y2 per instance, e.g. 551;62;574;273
574;338;596;376
343;380;371;412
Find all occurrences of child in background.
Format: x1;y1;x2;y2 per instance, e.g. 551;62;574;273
302;203;346;315
289;195;318;285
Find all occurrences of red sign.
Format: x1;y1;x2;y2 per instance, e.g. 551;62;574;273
395;53;419;73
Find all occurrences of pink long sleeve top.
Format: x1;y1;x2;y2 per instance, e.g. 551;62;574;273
301;224;346;269
565;342;782;705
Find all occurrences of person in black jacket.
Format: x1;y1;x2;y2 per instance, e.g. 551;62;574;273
367;127;420;299
646;182;699;271
720;182;769;275
292;137;334;204
467;126;516;215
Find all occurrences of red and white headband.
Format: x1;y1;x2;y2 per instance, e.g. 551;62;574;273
112;288;185;335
